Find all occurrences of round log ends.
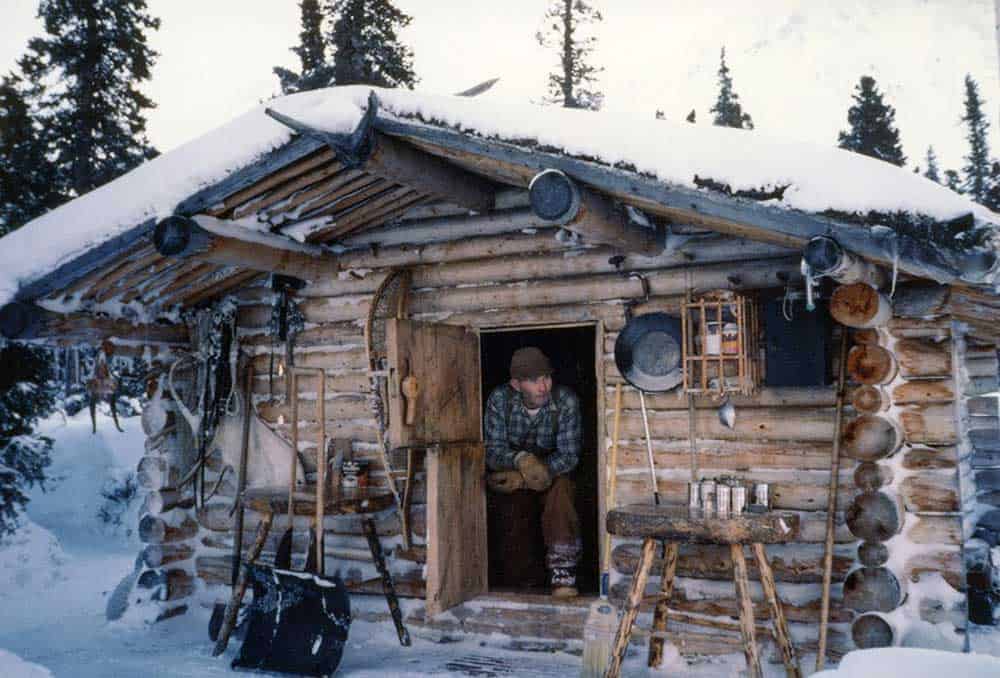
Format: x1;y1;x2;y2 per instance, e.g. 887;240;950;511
854;462;891;491
843;415;901;461
831;283;890;329
858;541;889;567
852;385;889;413
846;491;903;542
851;612;896;649
843;566;903;612
847;345;897;385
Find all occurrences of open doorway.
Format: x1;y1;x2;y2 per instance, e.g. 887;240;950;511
480;324;599;597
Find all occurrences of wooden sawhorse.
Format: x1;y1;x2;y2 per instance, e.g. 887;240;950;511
603;504;802;678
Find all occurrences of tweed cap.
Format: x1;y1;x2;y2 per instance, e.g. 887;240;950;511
510;347;553;380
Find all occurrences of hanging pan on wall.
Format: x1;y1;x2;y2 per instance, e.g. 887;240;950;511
613;312;683;393
614;312;683;505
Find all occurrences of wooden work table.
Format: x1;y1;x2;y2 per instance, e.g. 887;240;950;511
603;504;802;678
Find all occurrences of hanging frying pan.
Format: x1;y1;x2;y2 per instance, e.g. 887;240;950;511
614;312;683;506
614;312;683;393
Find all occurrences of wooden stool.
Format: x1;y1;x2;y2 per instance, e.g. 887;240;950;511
603;505;802;678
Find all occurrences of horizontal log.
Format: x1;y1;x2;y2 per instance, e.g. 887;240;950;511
892;283;950;318
854;462;892;491
905;515;962;546
250;347;367;375
141;543;195;568
607;505;799;543
846;491;903;542
842;415;901;461
312;234;789;299
255;396;371;423
154;213;339;283
614;385;836;411
0;301;189;345
970;429;1000;453
903;548;963;590
615;407;834;442
612;542;853;583
301;256;801;323
852;385;890;413
965;356;998;379
847;344;897;384
894;338;952;378
900;473;959;512
843;566;903;613
886;317;950;340
614;440;838;472
890;379;955;405
241;322;364;349
965;375;999;397
607;579;851;624
901;445;957;470
136;568;195;602
137;456;180;490
898;404;958;445
197;503;236;533
139;514;199;544
529;169;661;255
252;372;370;397
830;283;890;328
143;489;194;514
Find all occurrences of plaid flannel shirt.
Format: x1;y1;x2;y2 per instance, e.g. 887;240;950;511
484;383;582;476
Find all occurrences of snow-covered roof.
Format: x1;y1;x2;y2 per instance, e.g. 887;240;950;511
1;85;997;307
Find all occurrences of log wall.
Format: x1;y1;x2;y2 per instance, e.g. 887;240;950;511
188;223;973;657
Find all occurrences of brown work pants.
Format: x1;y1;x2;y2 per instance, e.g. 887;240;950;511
487;475;581;590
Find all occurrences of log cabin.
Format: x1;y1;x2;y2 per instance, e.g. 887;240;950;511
1;85;999;666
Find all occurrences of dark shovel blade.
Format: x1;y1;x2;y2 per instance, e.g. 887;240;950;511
233;564;350;677
274;528;293;570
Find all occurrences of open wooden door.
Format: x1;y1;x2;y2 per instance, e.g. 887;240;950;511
386;319;485;616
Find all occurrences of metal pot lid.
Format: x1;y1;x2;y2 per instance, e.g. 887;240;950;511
614;312;683;393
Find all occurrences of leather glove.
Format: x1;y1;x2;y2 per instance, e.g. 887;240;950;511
514;452;553;492
487;470;526;494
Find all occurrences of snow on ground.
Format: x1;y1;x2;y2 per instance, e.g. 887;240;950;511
2;409;1000;676
813;647;1000;678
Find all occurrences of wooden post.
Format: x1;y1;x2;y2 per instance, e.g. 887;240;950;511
752;543;801;678
605;537;657;678
731;544;763;678
647;541;678;667
212;515;273;657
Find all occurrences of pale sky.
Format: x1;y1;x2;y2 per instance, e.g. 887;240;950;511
2;0;999;176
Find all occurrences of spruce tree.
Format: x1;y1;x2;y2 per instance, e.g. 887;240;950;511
984;162;1000;212
960;74;991;203
274;0;335;94
923;146;941;183
0;342;57;536
536;0;604;110
837;75;905;167
327;0;417;89
18;0;159;197
944;169;962;193
0;74;61;235
710;48;753;130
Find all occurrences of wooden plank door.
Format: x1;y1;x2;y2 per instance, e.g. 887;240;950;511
386;319;481;448
425;442;487;616
385;319;485;615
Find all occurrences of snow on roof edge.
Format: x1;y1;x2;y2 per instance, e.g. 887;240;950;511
1;85;997;308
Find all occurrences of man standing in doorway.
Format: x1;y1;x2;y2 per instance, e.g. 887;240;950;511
484;346;582;598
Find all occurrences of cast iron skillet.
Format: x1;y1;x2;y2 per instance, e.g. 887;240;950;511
613;312;683;392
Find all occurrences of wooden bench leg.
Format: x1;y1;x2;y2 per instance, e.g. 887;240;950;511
647;541;678;667
753;542;802;678
605;537;657;678
731;543;763;678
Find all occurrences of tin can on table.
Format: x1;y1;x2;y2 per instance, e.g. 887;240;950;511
688;482;701;508
716;484;732;515
732;486;747;514
700;480;716;506
754;482;770;509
